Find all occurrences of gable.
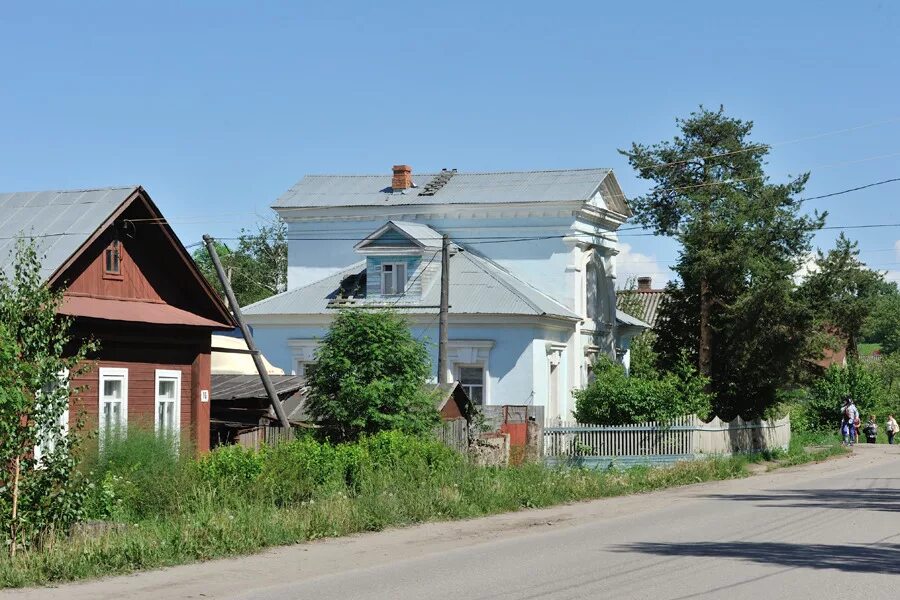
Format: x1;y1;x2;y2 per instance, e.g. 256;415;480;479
53;189;233;328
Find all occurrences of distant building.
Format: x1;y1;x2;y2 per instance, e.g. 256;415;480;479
244;166;648;423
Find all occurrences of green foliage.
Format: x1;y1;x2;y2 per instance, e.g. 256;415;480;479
628;332;659;380
83;429;195;521
801;234;884;359
0;424;844;587
862;281;900;355
622;106;824;419
573;355;712;425
0;239;96;555
192;219;287;307
305;310;439;442
806;362;886;431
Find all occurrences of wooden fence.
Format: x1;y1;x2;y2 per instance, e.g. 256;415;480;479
434;418;469;454
235;425;298;450
544;415;791;468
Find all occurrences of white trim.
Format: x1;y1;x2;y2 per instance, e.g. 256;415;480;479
154;369;182;436
446;340;494;404
99;367;128;442
34;369;70;465
353;222;426;251
288;339;319;376
380;262;407;296
455;363;486;406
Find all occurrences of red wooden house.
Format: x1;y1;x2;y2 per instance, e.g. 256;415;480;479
0;186;235;453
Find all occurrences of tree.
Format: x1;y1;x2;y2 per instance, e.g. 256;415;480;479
573;354;711;425
0;239;95;556
801;234;884;360
862;281;900;355
193;219;287;307
621;106;824;418
305;310;439;443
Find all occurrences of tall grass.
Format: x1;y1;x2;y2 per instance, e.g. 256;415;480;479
0;428;844;588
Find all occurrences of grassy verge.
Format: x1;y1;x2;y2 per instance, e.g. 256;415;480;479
0;430;846;588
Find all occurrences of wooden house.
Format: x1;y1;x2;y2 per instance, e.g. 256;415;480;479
0;186;235;453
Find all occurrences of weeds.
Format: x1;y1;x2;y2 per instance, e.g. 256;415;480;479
0;428;845;588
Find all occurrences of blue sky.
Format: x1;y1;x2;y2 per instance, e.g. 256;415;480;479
2;1;899;284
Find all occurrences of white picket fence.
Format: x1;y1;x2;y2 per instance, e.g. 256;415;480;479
544;415;791;467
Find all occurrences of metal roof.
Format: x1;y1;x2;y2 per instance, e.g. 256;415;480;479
355;221;444;250
273;168;630;214
617;289;668;328
0;187;137;280
243;249;579;320
615;309;651;329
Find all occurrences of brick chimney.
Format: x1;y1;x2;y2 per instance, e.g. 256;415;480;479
392;165;412;190
637;276;652;291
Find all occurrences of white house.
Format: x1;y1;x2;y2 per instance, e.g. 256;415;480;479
243;166;647;423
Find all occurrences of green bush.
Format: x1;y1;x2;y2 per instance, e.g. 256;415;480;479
574;354;712;425
305;310;440;442
83;429;194;521
197;445;263;486
806;362;886;431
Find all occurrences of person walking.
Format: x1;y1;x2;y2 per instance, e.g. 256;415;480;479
863;415;879;444
887;414;898;445
845;396;859;446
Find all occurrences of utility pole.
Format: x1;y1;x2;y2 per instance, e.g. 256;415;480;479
438;234;450;385
203;235;291;430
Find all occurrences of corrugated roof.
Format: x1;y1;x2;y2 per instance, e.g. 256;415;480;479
617;289;668;328
273;168;630;214
0;187;137;280
243;249;579;320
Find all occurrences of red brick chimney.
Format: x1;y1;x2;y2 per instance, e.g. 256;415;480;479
637;276;652;291
392;165;412;190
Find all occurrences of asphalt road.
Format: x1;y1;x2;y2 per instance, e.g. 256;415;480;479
7;445;900;600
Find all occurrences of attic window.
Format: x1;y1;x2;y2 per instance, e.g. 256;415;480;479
103;242;123;280
381;263;407;296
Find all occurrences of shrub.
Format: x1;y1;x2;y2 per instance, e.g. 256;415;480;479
574;354;711;425
197;445;263;486
305;310;439;442
84;429;194;521
806;361;896;431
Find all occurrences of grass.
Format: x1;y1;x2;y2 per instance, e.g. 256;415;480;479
0;429;846;588
858;343;882;357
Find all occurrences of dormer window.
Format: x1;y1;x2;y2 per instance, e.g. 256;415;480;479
103;242;123;280
381;263;407;296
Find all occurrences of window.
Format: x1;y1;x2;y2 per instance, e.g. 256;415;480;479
380;263;407;296
99;368;128;443
458;365;484;405
34;370;69;464
155;369;181;438
103;241;123;280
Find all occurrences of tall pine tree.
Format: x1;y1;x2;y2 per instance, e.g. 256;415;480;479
621;106;824;418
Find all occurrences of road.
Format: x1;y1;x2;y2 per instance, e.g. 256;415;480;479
6;445;899;600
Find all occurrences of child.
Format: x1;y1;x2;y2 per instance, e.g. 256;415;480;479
863;416;878;444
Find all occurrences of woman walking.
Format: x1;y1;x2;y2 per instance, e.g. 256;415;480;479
887;414;898;445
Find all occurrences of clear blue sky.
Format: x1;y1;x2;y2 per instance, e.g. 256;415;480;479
2;1;899;283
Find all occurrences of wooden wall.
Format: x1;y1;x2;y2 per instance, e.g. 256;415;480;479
68;322;213;453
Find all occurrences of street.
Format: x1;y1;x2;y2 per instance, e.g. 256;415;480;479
7;446;899;600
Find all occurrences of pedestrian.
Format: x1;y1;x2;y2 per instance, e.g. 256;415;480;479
844;397;860;446
864;415;878;444
887;414;898;445
841;398;853;446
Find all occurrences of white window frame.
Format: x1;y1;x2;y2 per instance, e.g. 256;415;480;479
34;369;70;465
380;262;407;296
455;364;486;406
446;340;494;405
288;339;319;378
154;369;182;437
99;367;128;444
